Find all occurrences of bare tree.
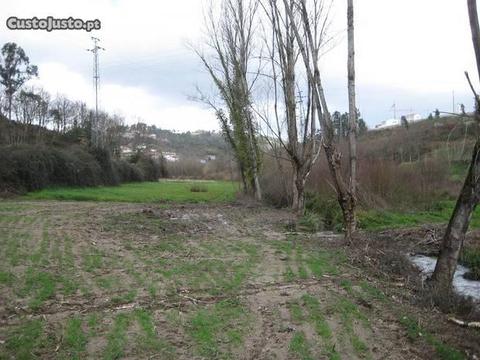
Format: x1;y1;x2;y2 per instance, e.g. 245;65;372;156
11;86;48;143
430;0;480;288
347;0;358;233
51;95;75;133
260;0;320;214
194;0;263;200
283;0;358;241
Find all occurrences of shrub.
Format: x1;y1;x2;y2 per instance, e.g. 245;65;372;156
460;246;480;280
89;147;120;186
304;193;344;232
0;145;106;192
190;184;208;193
0;144;167;194
114;160;144;183
258;155;291;208
297;212;323;233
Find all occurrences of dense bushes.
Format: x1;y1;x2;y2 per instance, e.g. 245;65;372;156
166;157;235;181
0;144;166;193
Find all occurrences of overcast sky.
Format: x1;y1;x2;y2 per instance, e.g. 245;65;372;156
0;0;478;131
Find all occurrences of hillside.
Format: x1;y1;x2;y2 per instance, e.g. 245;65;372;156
359;115;477;164
120;124;228;163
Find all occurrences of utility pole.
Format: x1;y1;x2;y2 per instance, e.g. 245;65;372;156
87;37;105;146
452;90;456;113
296;90;306;123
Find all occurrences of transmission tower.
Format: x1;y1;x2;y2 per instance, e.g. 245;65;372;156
87;37;105;146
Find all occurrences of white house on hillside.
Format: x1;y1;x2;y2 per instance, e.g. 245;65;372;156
375;118;400;130
374;113;422;130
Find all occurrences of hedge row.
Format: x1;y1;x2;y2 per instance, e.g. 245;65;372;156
0;144;167;193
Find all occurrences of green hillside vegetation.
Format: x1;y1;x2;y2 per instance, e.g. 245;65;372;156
287;115;480;231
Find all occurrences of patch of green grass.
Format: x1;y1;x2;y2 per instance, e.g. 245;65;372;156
25;180;238;203
306;249;345;278
0;270;15;285
82;248;104;272
358;200;480;231
87;313;100;337
103;313;132;360
284;265;297;282
23;268;57;310
157;242;259;295
273;239;294;257
329;297;370;359
30;228;50;266
460;246;480;280
134;309;174;356
301;295;340;360
289;331;314;360
302;295;333;341
288;302;305;324
400;316;464;360
3;319;49;360
111;289;137;305
188;299;249;358
339;279;354;294
62;317;87;360
5;231;30;266
450;161;469;182
359;281;386;302
96;275;119;289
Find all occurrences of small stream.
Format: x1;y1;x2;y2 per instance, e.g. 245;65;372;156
410;255;480;301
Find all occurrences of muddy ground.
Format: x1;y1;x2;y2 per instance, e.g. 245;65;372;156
0;200;479;359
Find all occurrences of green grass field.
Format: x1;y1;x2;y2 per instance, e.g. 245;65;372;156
24;180;239;203
358;201;480;231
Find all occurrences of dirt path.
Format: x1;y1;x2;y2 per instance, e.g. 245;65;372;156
0;201;478;359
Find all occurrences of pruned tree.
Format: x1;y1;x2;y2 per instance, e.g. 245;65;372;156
0;43;38;121
259;0;320;214
283;0;358;241
194;0;263;200
430;0;480;289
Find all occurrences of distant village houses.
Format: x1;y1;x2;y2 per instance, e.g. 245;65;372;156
374;113;422;130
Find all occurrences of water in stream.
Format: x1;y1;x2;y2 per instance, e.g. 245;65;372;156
410;255;480;301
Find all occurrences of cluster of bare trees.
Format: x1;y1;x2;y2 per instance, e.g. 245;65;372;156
0;42;125;151
197;0;359;240
2;85;124;150
198;0;480;294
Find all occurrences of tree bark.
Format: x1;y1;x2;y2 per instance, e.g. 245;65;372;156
430;0;480;288
431;139;480;287
346;0;358;240
292;164;306;215
283;0;356;241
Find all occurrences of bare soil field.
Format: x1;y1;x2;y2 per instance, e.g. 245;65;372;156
0;200;478;359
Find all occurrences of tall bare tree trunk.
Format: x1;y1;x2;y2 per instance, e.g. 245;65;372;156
283;0;356;241
247;115;263;201
292;164;306;214
430;0;480;288
263;0;319;215
431;140;480;287
346;0;358;240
